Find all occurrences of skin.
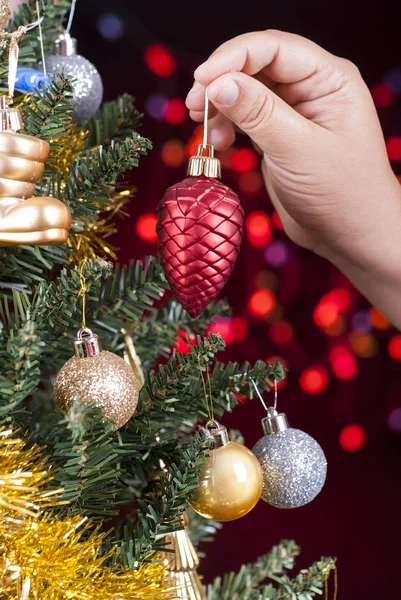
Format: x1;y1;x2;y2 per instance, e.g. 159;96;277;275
186;30;401;329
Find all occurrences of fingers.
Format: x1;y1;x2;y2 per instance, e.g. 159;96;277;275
204;71;314;158
208;113;236;150
194;30;336;87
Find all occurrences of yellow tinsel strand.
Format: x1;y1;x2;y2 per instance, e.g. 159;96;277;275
0;428;174;600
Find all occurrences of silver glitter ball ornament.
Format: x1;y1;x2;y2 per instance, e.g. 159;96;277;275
46;32;103;123
252;408;327;509
54;328;139;430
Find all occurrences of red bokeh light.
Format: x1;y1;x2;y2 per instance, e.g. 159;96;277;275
245;211;272;248
163;98;186;125
326;288;351;312
161;139;185;167
135;213;158;242
271;210;284;230
231;317;248;341
386;136;401;161
314;300;339;329
175;329;196;354
388;335;401;360
230;148;258;173
299;366;330;394
371;83;395;107
144;44;177;77
207;317;234;346
248;289;275;317
329;346;358;380
186;137;201;158
270;321;293;346
339;424;366;451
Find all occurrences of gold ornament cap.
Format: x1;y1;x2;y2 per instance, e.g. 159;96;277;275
187;144;221;179
202;420;229;448
53;31;77;56
0;96;22;132
74;327;102;358
261;407;289;435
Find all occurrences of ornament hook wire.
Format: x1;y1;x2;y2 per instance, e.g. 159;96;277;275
198;352;214;426
35;0;46;76
251;378;278;412
324;564;338;600
202;88;209;147
66;0;78;34
77;259;87;330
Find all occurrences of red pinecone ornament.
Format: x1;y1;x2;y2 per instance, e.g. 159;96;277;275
157;176;244;318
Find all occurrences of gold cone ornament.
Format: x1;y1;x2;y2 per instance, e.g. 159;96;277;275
0;95;71;245
160;512;207;600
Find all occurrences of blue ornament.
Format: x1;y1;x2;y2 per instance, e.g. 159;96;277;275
15;67;50;93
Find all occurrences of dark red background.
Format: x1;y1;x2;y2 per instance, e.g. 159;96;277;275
74;2;401;598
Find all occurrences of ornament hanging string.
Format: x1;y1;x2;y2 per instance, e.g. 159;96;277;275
78;259;87;329
197;353;214;425
251;377;278;412
35;0;46;76
66;0;78;34
202;88;209;147
324;564;338;600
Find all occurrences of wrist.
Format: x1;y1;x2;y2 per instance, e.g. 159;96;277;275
323;174;401;282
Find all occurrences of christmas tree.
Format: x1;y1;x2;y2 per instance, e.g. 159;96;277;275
0;1;335;598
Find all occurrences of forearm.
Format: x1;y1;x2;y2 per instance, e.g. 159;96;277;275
328;180;401;330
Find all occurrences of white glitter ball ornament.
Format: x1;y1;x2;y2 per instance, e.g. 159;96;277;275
54;328;139;430
252;407;327;509
46;32;103;123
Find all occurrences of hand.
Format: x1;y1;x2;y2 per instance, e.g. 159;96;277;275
186;30;401;327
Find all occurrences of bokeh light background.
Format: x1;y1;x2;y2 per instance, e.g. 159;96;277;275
74;2;401;598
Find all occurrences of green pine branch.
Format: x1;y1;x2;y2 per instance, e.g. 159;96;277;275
64;133;152;224
138;332;285;429
209;541;335;600
0;316;43;420
83;94;144;148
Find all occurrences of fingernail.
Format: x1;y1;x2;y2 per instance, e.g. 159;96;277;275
187;81;203;96
207;77;239;106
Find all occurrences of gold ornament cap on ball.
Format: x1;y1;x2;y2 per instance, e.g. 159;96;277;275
188;421;263;522
54;328;140;430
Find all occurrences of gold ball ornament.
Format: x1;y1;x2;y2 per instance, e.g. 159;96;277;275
0;95;71;246
189;422;263;522
54;328;140;430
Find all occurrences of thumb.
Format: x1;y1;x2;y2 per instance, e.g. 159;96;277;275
207;72;312;158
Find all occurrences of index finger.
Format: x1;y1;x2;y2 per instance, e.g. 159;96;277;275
194;29;337;86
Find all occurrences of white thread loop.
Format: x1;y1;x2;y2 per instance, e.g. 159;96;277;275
202;88;209;147
35;1;46;76
66;0;77;34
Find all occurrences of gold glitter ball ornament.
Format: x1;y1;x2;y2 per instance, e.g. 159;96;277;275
189;422;263;522
54;328;140;429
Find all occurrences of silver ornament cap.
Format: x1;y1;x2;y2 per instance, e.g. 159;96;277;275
253;408;327;509
74;327;102;358
53;31;78;56
261;407;289;435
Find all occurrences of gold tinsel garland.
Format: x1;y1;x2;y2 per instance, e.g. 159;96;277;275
0;428;174;599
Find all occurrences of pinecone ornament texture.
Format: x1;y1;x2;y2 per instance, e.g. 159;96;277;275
157;176;244;318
